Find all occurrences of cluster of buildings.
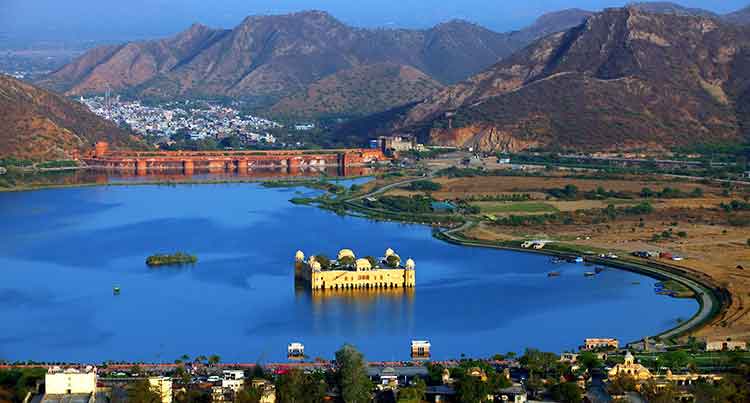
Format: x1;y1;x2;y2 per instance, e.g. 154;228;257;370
294;248;416;291
42;366;275;403
79;97;280;145
561;336;747;402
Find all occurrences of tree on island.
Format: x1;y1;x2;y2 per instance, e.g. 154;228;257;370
335;345;372;403
208;354;221;366
386;255;401;267
339;256;356;266
315;255;332;270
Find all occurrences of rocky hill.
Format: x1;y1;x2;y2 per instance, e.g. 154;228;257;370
270;63;442;118
725;6;750;25
380;8;750;152
0;74;142;161
37;10;592;117
629;2;719;18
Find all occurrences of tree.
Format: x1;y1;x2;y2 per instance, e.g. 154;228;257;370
519;348;559;378
455;375;491;403
208;355;221;366
577;351;602;371
385;255;401;267
607;375;637;396
315;255;332;270
550;382;582;403
274;370;327;403
335;345;372;403
236;383;262;403
128;380;161;403
397;378;426;403
640;379;676;403
659;350;691;370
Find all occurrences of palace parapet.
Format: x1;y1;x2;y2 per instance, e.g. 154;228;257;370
294;248;415;291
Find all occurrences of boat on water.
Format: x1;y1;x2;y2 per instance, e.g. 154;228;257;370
113;287;121;295
595;267;605;274
548;271;561;277
632;281;641;285
574;257;585;263
584;272;596;277
551;257;565;264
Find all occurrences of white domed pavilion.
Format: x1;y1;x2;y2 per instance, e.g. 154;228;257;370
338;249;356;261
405;258;416;270
295;250;305;262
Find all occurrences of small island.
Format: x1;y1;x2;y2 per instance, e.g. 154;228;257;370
146;252;198;267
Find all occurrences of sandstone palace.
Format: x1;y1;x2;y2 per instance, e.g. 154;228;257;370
294;248;416;291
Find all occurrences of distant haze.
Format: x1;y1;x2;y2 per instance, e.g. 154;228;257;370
1;0;748;44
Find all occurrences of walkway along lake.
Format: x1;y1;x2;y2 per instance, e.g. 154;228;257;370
0;182;698;362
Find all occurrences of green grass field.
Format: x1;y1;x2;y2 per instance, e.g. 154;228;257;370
472;201;559;214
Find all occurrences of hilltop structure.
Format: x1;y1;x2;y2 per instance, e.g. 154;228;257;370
295;248;415;291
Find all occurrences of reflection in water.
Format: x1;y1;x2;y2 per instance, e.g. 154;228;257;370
295;281;416;339
11;166;383;188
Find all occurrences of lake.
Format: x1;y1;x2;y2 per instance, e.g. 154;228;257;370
0;181;697;362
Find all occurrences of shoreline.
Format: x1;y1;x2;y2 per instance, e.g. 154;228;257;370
0;174;374;193
436;226;722;344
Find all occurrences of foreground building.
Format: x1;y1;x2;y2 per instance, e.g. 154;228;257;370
295;249;416;291
45;366;97;395
149;377;173;403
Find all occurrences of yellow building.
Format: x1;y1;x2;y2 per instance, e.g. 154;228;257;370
608;352;652;381
295;249;416;291
148;377;173;403
251;379;276;403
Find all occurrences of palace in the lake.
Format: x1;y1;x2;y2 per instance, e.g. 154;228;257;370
295;248;415;291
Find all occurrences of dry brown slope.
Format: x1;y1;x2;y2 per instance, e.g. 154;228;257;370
0;74;142;161
270;63;443;118
394;8;750;152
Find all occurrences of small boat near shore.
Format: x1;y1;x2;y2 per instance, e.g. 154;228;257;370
595;267;605;274
548;271;561;277
584;272;596;277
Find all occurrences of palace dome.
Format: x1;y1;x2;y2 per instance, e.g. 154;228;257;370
356;258;372;271
310;261;322;271
295;250;305;262
338;249;356;261
405;258;416;270
385;248;395;257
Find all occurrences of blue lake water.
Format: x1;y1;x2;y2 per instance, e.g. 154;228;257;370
0;182;697;363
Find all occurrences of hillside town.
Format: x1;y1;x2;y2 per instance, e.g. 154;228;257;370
79;97;281;146
2;338;748;403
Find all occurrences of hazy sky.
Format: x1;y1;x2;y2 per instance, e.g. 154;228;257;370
1;0;748;43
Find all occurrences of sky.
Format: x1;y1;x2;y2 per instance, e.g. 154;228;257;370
1;0;748;44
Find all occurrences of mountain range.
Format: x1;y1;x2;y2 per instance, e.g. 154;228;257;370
373;7;750;152
12;2;750;158
0;74;142;161
36;9;594;116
